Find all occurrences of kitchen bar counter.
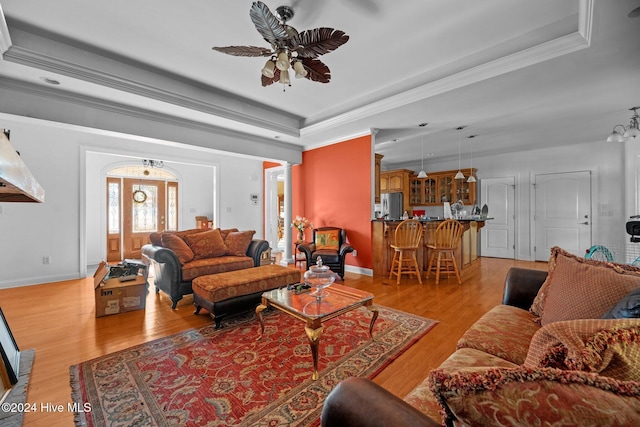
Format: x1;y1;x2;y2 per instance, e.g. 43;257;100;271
371;218;489;278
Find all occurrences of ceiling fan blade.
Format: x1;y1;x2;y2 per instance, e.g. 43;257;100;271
301;58;331;83
294;28;349;58
212;46;273;57
629;6;640;18
250;1;289;45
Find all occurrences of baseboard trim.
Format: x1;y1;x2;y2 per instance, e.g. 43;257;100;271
345;265;372;276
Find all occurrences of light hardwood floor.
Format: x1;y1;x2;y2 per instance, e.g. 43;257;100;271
0;257;547;426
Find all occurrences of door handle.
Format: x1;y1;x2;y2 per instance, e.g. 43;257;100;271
578;222;589;225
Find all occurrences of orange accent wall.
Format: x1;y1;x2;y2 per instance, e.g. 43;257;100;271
292;135;372;269
263;161;280;169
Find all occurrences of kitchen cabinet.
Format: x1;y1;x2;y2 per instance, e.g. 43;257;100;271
409;177;437;205
409;169;476;206
374;153;383;203
381;169;412;193
380;169;413;213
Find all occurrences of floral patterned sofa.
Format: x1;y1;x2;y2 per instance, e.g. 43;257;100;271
141;228;269;308
321;247;640;426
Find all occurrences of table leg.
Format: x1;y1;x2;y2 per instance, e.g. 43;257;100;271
304;325;324;380
255;303;267;341
366;305;379;338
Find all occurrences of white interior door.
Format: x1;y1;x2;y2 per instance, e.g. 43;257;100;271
480;177;515;258
534;171;591;261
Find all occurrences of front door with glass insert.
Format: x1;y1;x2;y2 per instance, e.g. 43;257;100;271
123;178;166;260
107;172;178;262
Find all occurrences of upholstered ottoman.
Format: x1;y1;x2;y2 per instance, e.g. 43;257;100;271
193;264;301;328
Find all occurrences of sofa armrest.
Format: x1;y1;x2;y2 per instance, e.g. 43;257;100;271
247;239;269;266
321;377;440;427
297;242;315;260
141;244;184;308
502;267;548;309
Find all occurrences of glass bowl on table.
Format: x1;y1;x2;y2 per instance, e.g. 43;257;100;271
303;257;336;301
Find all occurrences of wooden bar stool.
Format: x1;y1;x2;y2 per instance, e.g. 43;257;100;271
426;219;463;284
388;219;423;285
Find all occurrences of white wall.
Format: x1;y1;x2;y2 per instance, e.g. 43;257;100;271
0;115;265;288
402;139;626;261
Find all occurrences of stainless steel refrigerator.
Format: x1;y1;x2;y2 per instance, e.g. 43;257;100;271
381;192;403;220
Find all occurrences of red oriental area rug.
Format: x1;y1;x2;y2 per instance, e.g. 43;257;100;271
70;306;437;427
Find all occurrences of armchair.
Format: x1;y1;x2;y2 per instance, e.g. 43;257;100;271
297;227;354;279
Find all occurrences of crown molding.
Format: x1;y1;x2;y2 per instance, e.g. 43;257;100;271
0;5;11;54
302;33;591;138
3;24;302;137
302;0;594;138
0;76;303;163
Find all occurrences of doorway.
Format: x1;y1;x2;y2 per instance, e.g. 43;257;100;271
533;171;591;261
480;177;516;259
264;166;285;253
106;170;179;262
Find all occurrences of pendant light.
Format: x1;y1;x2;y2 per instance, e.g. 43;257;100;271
467;135;476;183
417;135;428;178
454;126;465;180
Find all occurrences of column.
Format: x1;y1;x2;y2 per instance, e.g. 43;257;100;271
280;162;294;265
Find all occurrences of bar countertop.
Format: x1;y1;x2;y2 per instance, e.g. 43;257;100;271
371;217;492;222
370;217;491;277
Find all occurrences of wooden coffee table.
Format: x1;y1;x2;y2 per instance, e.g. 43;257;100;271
256;283;378;380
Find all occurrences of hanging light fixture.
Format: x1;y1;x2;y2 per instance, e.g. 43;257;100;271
454;127;465;180
213;2;348;89
607;106;640;142
467;135;476;183
417;135;428;178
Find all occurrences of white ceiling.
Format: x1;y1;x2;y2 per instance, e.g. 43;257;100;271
0;0;639;170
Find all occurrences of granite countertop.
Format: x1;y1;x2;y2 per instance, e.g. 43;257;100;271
372;217;491;222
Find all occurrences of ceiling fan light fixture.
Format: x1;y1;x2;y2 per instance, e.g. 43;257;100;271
293;60;307;78
212;2;348;88
279;69;290;85
466;175;476;183
261;59;276;78
417;170;428;179
454;170;466;180
276;50;290;71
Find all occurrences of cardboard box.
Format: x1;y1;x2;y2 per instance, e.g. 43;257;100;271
93;262;147;317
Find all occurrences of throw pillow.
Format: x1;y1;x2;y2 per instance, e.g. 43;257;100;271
315;229;340;250
172;228;205;240
602;288;640;319
530;247;640;326
225;230;255;256
160;233;194;264
183;229;228;259
524;318;640;381
428;366;640;427
148;232;163;246
217;228;239;241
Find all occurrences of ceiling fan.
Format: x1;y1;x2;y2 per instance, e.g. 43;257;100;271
212;1;349;87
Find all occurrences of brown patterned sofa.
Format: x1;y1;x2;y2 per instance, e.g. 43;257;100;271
141;228;269;308
322;247;640;426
